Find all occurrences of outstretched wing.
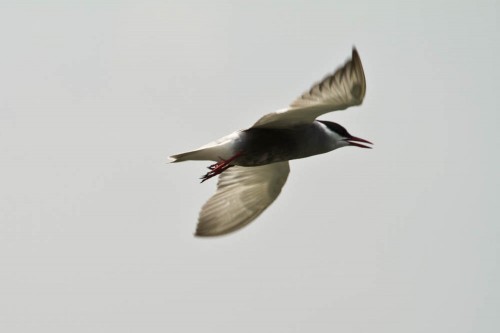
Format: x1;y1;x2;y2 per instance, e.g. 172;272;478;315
196;162;290;237
253;48;366;128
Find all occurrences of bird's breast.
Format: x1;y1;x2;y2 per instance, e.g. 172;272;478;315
234;124;332;166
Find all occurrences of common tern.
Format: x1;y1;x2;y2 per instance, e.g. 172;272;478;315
170;48;370;236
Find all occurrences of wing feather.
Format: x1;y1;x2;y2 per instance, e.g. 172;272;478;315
253;48;366;128
196;162;290;236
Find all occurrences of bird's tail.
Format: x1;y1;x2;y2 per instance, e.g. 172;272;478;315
169;131;240;163
169;149;210;163
169;144;231;163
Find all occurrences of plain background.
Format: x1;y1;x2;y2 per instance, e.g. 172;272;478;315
1;1;498;332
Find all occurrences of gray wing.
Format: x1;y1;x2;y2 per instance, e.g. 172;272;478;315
196;162;290;237
253;48;366;128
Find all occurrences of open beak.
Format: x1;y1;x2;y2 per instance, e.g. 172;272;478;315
346;136;373;149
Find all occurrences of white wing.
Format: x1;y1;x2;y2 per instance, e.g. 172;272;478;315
196;162;290;236
253;48;366;128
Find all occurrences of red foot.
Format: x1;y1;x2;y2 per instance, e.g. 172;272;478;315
200;152;243;183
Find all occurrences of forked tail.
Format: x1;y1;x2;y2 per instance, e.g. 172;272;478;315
169;151;191;163
169;144;231;163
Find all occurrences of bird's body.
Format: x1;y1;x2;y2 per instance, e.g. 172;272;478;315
236;122;337;166
170;48;371;236
173;121;345;166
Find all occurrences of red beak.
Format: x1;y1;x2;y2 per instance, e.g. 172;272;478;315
346;136;373;149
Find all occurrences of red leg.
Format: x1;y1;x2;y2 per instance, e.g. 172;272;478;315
200;152;243;183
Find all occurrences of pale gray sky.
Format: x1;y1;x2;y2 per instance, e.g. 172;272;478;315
0;1;498;332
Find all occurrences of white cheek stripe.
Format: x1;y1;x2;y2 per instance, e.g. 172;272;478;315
316;121;347;150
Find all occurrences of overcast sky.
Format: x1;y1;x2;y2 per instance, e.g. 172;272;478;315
1;1;498;332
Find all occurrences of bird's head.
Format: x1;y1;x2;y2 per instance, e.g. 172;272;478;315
320;121;373;149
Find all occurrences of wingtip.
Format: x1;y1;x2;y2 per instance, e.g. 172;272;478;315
194;222;238;237
350;46;366;100
352;47;360;61
193;229;227;238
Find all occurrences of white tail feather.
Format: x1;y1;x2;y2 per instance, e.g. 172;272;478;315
169;131;241;163
169;149;215;163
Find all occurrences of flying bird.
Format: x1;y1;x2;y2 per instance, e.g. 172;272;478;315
170;48;370;236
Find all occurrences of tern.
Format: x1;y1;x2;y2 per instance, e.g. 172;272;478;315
170;48;370;236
